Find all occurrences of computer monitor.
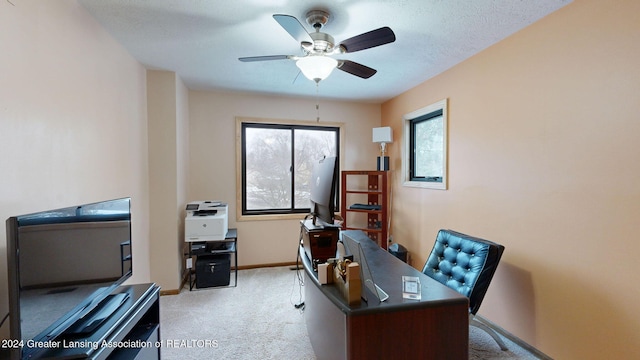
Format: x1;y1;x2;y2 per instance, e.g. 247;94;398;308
309;156;338;227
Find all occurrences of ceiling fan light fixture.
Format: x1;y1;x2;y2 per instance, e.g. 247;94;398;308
296;56;338;82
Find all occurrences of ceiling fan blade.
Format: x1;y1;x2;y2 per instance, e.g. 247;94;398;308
337;60;377;79
273;14;313;44
238;55;291;62
339;27;396;53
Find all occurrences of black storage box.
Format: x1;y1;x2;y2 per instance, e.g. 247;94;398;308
196;254;230;288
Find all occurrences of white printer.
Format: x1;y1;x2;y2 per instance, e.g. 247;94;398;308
185;201;229;241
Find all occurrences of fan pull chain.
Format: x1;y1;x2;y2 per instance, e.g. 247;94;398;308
316;82;320;122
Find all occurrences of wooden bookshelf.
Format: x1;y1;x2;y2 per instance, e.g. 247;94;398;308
340;170;390;250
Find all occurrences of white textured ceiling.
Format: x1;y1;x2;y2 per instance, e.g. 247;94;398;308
79;0;571;103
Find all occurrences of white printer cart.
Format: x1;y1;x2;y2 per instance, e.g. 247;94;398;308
186;229;237;290
184;201;237;290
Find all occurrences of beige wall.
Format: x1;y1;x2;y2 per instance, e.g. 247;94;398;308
176;72;190;289
0;0;150;339
381;0;640;358
188;90;381;266
147;71;190;292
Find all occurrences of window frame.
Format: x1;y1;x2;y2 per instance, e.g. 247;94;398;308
236;117;344;221
403;99;448;190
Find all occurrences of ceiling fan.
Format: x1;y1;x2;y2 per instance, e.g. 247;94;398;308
238;10;396;83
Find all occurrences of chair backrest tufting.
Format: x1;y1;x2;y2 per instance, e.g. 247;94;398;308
422;229;505;315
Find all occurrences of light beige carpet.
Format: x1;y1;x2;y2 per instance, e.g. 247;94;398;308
159;266;541;359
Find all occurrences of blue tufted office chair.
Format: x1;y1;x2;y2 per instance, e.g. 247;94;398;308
422;229;508;351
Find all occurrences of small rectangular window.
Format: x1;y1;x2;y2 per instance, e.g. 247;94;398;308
403;99;448;189
410;110;443;182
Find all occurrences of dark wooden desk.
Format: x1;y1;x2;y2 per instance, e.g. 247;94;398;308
301;230;469;360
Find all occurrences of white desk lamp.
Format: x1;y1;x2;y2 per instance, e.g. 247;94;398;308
372;127;393;171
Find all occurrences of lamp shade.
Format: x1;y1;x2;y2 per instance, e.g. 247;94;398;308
372;127;393;143
296;56;338;82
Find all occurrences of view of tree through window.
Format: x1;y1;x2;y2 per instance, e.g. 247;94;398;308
412;111;444;181
243;123;338;215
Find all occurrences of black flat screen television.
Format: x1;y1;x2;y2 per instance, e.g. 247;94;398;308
5;197;133;359
309;156;339;227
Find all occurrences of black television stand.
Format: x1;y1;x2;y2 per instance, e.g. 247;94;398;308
63;293;130;335
20;283;161;360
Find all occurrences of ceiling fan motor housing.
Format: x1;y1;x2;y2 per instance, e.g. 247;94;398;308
308;32;335;53
306;9;330;29
303;10;334;53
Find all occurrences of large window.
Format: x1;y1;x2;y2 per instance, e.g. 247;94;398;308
238;119;340;217
403;99;448;189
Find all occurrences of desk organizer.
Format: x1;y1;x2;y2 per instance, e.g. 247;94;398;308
332;261;361;305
